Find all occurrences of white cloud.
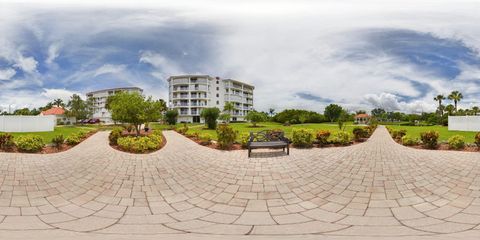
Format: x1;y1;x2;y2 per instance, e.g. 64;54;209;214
13;55;38;73
139;51;184;79
0;68;16;80
40;88;80;102
93;64;126;77
364;92;436;113
46;43;61;65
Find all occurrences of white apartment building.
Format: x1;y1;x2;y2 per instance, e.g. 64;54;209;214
167;75;254;123
86;87;143;123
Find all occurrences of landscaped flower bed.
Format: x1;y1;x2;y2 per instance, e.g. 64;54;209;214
172;123;375;150
109;127;166;153
387;127;480;152
0;130;97;154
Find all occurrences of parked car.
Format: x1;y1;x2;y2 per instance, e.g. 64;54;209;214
80;119;90;124
88;118;100;124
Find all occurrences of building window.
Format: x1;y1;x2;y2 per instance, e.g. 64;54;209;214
216;93;219;97
216;101;219;105
216;87;219;90
216;80;219;84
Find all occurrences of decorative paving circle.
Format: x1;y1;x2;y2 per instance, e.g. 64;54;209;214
1;126;480;237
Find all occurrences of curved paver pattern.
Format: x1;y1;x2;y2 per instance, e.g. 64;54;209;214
1;126;480;238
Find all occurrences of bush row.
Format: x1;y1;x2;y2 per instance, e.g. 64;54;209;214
0;131;92;153
110;128;164;153
389;128;480;150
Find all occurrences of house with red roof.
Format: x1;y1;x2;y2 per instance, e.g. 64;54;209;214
354;113;371;125
39;107;76;125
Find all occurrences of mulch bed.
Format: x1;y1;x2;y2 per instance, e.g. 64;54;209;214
0;130;98;154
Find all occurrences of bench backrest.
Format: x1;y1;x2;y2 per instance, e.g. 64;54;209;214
249;130;286;142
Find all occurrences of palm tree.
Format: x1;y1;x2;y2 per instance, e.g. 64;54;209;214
472;106;479;116
268;108;275;117
448;91;463;112
445;104;455;116
223;102;235;122
53;98;64;108
433;94;445;117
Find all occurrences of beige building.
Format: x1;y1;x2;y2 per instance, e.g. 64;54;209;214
167;75;254;123
86;87;143;123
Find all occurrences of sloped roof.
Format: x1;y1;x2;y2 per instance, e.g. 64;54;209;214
355;113;370;118
41;107;65;115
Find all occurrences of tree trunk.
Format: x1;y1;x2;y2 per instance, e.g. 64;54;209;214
135;124;141;136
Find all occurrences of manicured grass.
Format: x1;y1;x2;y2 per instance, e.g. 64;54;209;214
152;122;358;141
387;125;478;143
6;126;98;144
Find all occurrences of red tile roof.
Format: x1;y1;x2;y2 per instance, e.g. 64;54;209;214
355;113;370;118
41;107;65;115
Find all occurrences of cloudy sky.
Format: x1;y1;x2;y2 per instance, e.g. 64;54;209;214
1;0;480;113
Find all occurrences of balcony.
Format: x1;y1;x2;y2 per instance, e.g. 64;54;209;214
173;87;189;92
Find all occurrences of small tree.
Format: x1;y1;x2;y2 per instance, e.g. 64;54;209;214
66;94;93;122
245;110;267;127
108;92;163;136
223;102;235;123
201;107;220;129
324;104;344;122
164;110;178;125
219;113;231;123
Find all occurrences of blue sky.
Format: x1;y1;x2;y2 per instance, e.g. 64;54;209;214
1;0;480;113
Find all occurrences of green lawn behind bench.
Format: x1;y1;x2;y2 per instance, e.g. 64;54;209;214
387;125;477;143
151;122;358;141
5;126;98;144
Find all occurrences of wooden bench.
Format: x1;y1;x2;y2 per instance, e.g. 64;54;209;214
247;130;290;157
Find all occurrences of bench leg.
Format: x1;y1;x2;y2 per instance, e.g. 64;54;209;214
248;148;251;158
287;145;290;155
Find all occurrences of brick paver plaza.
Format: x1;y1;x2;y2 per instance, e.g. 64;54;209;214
1;126;480;239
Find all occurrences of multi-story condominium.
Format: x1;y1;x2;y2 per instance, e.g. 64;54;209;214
167;75;254;123
86;87;143;123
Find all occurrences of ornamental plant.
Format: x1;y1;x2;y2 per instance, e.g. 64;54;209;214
239;133;251;149
475;132;480;150
330;131;351;145
198;133;213;146
216;124;238;149
352;127;369;141
15;135;44;153
65;134;82;146
292;129;314;148
420;130;439;149
51;135;65;149
0;133;15;151
117;136;160;153
401;136;419;146
109;127;124;145
448;135;465;150
391;129;407;141
316;130;331;147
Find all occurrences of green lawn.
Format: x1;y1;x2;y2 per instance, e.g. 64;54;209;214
6;126;98;144
387;125;477;143
151;122;358;141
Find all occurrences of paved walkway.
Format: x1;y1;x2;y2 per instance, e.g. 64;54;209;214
1;126;480;239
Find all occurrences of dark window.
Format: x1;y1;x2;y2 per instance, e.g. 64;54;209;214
216;87;219;90
216;101;219;105
216;80;219;84
216;94;219;97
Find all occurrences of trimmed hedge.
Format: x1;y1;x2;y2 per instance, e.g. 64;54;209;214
292;129;314;148
15;135;44;153
448;135;465;150
420;131;439;149
216;124;238;149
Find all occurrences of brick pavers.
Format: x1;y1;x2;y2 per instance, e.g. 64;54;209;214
1;126;480;239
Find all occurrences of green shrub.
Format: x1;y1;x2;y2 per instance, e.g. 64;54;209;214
109;127;124;145
65;134;82;146
330;131;351;145
201;107;221;129
316;130;331;147
401;136;419;146
15;135;44;152
292;129;314;147
164;110;179;125
216;124;238;149
177;124;189;134
420;130;439;149
117;136;160;153
198;133;213;145
51;135;65;149
365;124;377;136
239;133;251;149
448;135;465;150
391;129;407;140
0;133;15;150
475;132;480;149
126;124;135;133
352;127;369;141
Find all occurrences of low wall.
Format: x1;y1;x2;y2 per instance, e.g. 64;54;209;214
448;116;480;132
0;115;55;132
